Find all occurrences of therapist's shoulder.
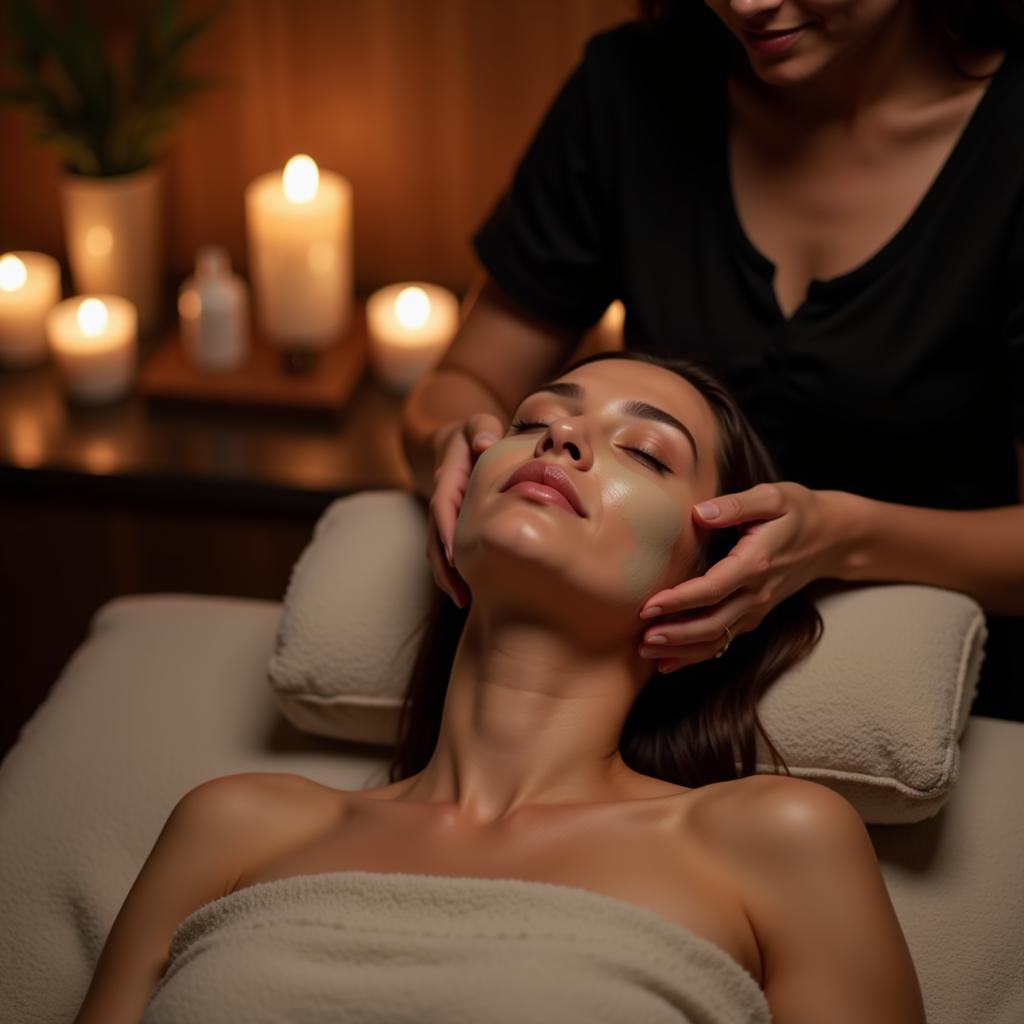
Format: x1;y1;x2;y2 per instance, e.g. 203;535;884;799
578;19;675;76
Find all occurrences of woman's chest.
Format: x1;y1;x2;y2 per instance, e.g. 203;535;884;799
235;792;763;984
726;85;993;319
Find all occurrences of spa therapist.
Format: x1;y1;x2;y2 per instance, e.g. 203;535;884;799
401;0;1024;721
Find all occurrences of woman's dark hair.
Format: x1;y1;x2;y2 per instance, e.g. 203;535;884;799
387;350;824;789
636;1;1024;76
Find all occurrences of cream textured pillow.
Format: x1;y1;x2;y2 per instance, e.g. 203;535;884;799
268;490;986;824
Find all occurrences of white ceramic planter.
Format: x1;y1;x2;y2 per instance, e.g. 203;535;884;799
58;164;164;337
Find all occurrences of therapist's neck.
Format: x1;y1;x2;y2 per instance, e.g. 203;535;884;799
397;600;656;828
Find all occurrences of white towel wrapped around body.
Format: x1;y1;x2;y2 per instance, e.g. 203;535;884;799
141;869;771;1023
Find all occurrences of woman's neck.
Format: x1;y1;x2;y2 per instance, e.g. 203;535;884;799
395;605;658;827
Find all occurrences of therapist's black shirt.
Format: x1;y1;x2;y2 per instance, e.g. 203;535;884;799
473;21;1024;721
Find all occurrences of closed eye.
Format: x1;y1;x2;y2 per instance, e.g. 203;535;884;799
508;419;671;475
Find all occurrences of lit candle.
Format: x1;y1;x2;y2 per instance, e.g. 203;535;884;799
366;282;459;393
594;299;625;350
0;251;61;367
244;154;352;351
45;294;137;404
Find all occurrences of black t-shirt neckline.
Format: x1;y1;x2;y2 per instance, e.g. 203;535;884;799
710;52;1019;323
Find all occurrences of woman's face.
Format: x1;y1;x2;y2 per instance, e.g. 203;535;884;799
451;360;721;629
704;0;905;87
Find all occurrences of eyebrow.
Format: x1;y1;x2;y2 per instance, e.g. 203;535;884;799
524;381;699;465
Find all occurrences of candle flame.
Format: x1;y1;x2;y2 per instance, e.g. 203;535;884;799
283;154;319;204
0;253;27;292
77;297;109;337
394;286;431;330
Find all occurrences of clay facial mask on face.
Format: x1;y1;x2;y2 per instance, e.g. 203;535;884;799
604;458;686;604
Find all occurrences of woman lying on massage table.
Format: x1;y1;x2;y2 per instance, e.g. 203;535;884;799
73;351;927;1024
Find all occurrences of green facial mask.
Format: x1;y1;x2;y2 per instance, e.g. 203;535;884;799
608;460;684;603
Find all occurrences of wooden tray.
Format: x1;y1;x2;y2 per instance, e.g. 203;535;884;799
138;304;369;415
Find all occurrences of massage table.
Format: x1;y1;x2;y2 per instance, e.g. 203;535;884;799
0;546;1022;1021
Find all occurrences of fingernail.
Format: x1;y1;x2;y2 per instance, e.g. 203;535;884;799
696;501;720;520
474;432;498;446
645;634;667;645
444;543;453;565
657;661;677;673
640;606;662;619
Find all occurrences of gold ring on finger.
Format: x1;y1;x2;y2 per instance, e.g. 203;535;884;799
714;623;734;659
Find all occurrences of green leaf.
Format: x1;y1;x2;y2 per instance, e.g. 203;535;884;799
34;125;101;174
3;0;227;175
7;0;57;65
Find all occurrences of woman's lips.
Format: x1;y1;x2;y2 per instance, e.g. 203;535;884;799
505;480;581;516
742;24;809;55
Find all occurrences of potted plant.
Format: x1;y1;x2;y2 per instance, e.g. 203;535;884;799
0;0;227;337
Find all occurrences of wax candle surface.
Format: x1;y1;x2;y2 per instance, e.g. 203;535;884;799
0;251;61;367
245;154;353;349
366;282;459;394
45;294;137;404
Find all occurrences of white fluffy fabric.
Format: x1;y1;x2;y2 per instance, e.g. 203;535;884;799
140;870;771;1024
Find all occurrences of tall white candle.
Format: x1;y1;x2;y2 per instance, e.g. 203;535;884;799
0;251;61;367
367;282;459;394
45;294;137;404
244;154;352;351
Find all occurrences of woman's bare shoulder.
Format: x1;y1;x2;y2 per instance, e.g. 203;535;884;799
180;772;352;859
695;779;926;1022
687;773;866;860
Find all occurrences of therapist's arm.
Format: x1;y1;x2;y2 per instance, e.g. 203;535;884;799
831;485;1024;616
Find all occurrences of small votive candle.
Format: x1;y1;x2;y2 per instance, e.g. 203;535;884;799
0;251;62;367
366;282;459;394
45;294;137;404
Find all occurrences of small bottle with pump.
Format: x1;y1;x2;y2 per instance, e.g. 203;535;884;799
178;245;250;372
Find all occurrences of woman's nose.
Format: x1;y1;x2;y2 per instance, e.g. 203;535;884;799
728;0;783;15
539;418;593;469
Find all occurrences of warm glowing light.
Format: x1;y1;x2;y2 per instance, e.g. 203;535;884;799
10;413;45;468
85;225;113;257
394;286;431;330
77;298;109;338
602;299;626;332
83;438;118;474
178;291;201;319
0;254;27;292
307;239;335;274
282;154;319;204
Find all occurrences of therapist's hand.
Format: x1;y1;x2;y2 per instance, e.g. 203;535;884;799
427;412;506;608
637;483;845;671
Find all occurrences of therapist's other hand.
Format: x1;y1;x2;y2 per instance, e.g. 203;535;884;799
638;483;842;671
427;412;506;608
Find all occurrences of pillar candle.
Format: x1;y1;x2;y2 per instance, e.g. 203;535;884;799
244;154;352;351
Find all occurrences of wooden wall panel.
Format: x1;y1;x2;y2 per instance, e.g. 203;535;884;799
0;0;635;294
